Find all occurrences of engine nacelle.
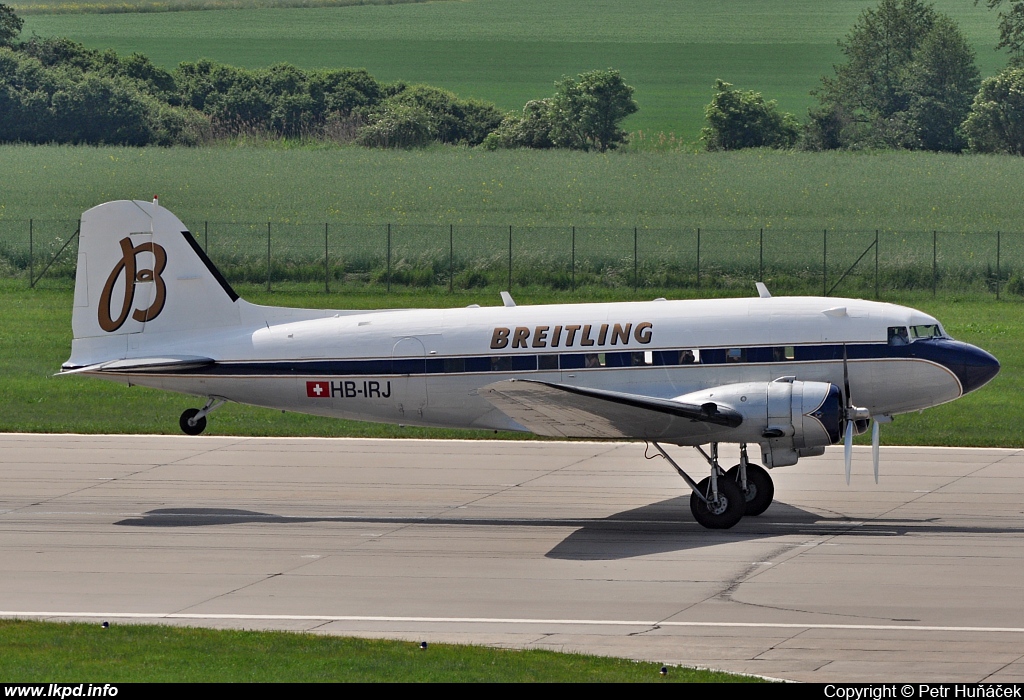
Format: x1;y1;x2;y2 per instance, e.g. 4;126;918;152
674;378;843;468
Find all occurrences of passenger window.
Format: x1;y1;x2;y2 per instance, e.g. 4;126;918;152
772;346;795;361
725;348;746;363
538;355;558;370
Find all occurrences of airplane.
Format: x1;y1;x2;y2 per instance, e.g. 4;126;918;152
61;199;1001;529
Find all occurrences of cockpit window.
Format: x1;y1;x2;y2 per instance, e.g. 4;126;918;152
888;326;910;346
910;324;942;340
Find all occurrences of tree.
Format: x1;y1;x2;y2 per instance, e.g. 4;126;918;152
961;67;1024;154
813;0;979;151
701;80;799;150
978;0;1024;66
548;69;638;152
0;4;22;48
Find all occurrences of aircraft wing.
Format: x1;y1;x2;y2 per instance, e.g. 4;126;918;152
480;379;742;441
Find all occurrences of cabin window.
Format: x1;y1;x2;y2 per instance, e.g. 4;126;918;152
510;355;537;371
772;346;795;361
444;358;465;373
652;349;699;366
725;348;746;363
560;354;586;370
538;354;558;370
888;326;910;346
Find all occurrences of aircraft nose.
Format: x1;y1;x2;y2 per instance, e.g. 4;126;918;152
951;342;1000;395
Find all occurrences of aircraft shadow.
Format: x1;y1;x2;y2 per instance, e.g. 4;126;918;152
113;501;1024;560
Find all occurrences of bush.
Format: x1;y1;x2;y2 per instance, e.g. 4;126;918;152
356;103;432;148
701;80;799;150
381;84;503;146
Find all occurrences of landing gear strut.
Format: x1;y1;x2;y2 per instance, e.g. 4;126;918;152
179;397;226;435
652;442;746;529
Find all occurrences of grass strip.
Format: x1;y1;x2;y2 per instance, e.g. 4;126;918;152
0;619;760;682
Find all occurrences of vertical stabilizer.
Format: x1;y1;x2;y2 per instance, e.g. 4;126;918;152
67;200;242;368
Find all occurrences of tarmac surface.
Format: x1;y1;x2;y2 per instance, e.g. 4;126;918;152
2;432;1024;682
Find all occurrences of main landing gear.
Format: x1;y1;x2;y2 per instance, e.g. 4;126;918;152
178;397;226;435
652;442;775;529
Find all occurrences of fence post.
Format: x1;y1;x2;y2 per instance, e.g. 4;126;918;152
822;229;827;296
28;219;33;289
634;227;638;291
571;226;576;292
696;227;701;289
449;224;454;294
324;223;329;294
266;221;272;292
759;228;763;283
997;231;1001;300
508;225;512;291
932;230;937;297
387;223;391;293
875;230;879;299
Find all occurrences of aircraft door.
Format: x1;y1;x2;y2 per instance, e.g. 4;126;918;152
393;336;428;419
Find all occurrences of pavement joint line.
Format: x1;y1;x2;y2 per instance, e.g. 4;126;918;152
6;612;1024;633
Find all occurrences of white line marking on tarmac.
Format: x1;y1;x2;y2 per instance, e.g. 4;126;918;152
5;612;1024;634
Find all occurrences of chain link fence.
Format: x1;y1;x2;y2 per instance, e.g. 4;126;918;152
3;219;1022;297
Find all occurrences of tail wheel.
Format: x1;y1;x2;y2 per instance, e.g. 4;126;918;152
179;408;207;436
689;476;745;529
726;463;775;516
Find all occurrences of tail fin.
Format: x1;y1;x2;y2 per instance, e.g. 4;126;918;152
66;200;242;368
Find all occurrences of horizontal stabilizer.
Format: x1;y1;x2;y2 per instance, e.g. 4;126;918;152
59;355;214;375
480;379;742;441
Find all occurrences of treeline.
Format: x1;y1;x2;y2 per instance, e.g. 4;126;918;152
0;3;637;150
703;0;1024;155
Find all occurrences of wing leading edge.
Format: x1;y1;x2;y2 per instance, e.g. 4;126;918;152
480;379;743;441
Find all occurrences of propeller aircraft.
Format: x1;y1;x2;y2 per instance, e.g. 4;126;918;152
61;200;1001;529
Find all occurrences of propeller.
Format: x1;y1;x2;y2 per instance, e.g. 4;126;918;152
841;344;875;485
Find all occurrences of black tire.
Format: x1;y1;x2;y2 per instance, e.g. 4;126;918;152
179;408;207;436
725;463;775;516
689;475;745;529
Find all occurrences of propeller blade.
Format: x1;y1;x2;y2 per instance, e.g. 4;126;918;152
872;419;880;484
842;344;851;408
844;420;853;485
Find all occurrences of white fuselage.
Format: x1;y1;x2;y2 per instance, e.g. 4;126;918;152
82;295;970;433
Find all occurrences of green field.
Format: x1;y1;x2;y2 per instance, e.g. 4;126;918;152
0;620;755;682
3;145;1024;230
17;0;1008;140
6;146;1024;296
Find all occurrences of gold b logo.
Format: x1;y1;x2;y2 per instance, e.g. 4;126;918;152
98;237;168;332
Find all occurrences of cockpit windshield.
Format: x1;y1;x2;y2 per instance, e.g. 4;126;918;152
889;324;947;345
910;324;944;340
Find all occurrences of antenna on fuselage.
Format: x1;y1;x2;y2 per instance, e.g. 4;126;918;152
755;282;771;298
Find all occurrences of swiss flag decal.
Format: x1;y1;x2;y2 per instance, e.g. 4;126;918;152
306;381;330;398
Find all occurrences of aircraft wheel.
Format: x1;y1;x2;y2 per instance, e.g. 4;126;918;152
179;408;207;436
726;463;775;516
689;476;745;529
